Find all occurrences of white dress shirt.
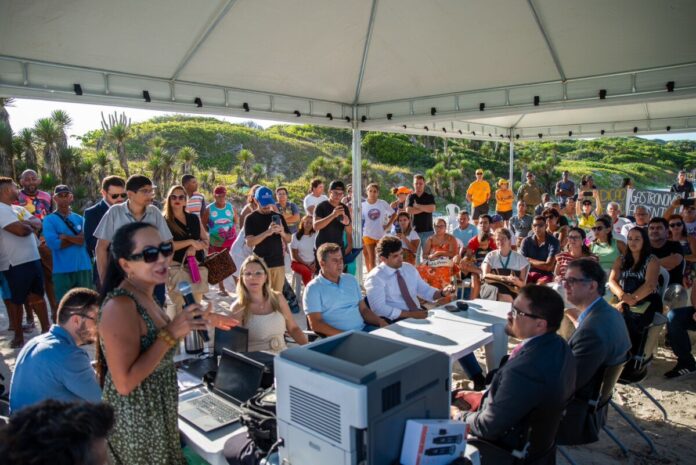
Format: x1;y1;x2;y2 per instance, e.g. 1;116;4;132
365;262;439;320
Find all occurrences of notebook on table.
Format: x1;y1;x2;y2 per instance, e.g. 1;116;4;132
178;348;265;432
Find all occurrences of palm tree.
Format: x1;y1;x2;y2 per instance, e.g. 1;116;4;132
33;117;61;176
237;149;255;184
17;128;38;169
0;98;13;129
177;146;198;175
51;109;72;151
0;98;15;177
147;148;165;189
94;150;110;182
160;150;177;188
250;163;265;185
101;112;132;177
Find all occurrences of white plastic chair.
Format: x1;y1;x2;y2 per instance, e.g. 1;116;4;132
445;204;460;232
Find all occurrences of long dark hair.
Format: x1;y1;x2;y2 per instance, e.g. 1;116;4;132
296;214;314;240
622;226;652;272
568;227;592;256
668;214;688;240
96;222;157;386
593;216;614;245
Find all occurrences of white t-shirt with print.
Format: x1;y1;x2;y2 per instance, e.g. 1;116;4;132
0;203;40;269
361;199;394;240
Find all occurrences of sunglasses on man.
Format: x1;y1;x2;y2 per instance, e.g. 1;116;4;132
109;193;128;200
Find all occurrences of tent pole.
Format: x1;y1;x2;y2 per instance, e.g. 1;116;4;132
509;131;515;188
351;107;363;282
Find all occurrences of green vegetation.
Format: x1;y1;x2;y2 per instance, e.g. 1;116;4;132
3;108;695;213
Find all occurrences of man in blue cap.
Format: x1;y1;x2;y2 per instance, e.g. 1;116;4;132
244;186;292;292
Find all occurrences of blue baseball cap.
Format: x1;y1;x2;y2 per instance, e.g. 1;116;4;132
255;186;276;207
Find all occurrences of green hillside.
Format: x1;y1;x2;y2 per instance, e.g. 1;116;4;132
4;108;696;212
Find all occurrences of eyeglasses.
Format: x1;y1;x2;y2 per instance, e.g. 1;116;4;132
562;277;592;286
137;188;155;195
242;270;266;278
127;241;174;263
169;194;186;201
109;193;128;200
669;223;684;228
511;306;544;320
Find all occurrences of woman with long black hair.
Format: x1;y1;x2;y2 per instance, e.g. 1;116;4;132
608;227;661;360
96;222;235;464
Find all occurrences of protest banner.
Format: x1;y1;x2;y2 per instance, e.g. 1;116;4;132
626;189;679;218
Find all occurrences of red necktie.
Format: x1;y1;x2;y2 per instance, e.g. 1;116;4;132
509;343;525;360
396;269;419;311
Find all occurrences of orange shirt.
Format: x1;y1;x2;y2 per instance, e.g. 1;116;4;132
467;180;491;207
495;188;514;212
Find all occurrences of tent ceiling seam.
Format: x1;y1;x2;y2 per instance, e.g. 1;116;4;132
170;0;239;81
352;0;379;105
526;0;566;82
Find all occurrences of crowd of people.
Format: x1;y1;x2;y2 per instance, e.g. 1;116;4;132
2;167;696;464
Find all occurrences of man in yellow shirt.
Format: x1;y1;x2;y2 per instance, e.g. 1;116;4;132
466;169;491;220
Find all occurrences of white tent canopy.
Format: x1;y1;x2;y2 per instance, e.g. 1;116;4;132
2;0;696;140
3;0;696;279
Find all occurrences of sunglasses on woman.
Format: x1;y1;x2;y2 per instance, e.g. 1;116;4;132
669;222;684;228
127;242;174;263
169;194;186;201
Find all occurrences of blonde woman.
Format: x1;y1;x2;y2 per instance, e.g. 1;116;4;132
230;255;308;352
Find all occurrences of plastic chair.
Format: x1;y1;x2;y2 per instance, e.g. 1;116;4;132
657;266;670;298
446;204;461;231
558;360;628;464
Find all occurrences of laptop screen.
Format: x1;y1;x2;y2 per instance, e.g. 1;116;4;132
214;326;249;356
213;350;265;404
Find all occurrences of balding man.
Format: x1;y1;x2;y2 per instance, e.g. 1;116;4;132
620;206;650;238
606;202;630;242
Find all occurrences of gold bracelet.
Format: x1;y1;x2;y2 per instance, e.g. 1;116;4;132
157;328;178;348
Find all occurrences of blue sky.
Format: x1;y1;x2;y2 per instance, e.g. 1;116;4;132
6;98;696;145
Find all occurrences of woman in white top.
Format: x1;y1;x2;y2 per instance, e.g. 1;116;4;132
290;215;317;286
390;212;420;265
230;255;308;353
361;183;397;271
481;228;529;302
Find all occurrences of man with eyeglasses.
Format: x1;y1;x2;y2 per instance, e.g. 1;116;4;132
620;205;650;238
520;216;560;284
83;176;126;263
648;217;684;286
93;175;172;303
456;285;576;463
557;259;631;445
42;185;93;313
9;288;102;413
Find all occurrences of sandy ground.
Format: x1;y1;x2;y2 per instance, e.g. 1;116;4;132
2;290;696;464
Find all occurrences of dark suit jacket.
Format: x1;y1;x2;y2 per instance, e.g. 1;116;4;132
466;332;576;465
556;297;631;445
83;199;109;258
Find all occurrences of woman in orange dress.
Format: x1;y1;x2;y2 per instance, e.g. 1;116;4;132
418;218;459;293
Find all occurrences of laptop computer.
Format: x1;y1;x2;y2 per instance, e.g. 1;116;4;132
178;348;265;432
179;326;249;379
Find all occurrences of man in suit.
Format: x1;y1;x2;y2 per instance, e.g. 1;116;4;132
457;285;576;465
556;258;631;445
82;176;125;286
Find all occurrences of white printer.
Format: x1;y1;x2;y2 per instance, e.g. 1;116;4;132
275;331;450;465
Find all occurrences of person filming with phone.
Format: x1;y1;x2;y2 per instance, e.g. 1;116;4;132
244;186;291;292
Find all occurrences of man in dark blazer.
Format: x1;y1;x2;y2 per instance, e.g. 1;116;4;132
459;285;576;465
83;176;126;283
556;258;631;445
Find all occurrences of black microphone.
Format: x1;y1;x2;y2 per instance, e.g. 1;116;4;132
177;281;209;342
